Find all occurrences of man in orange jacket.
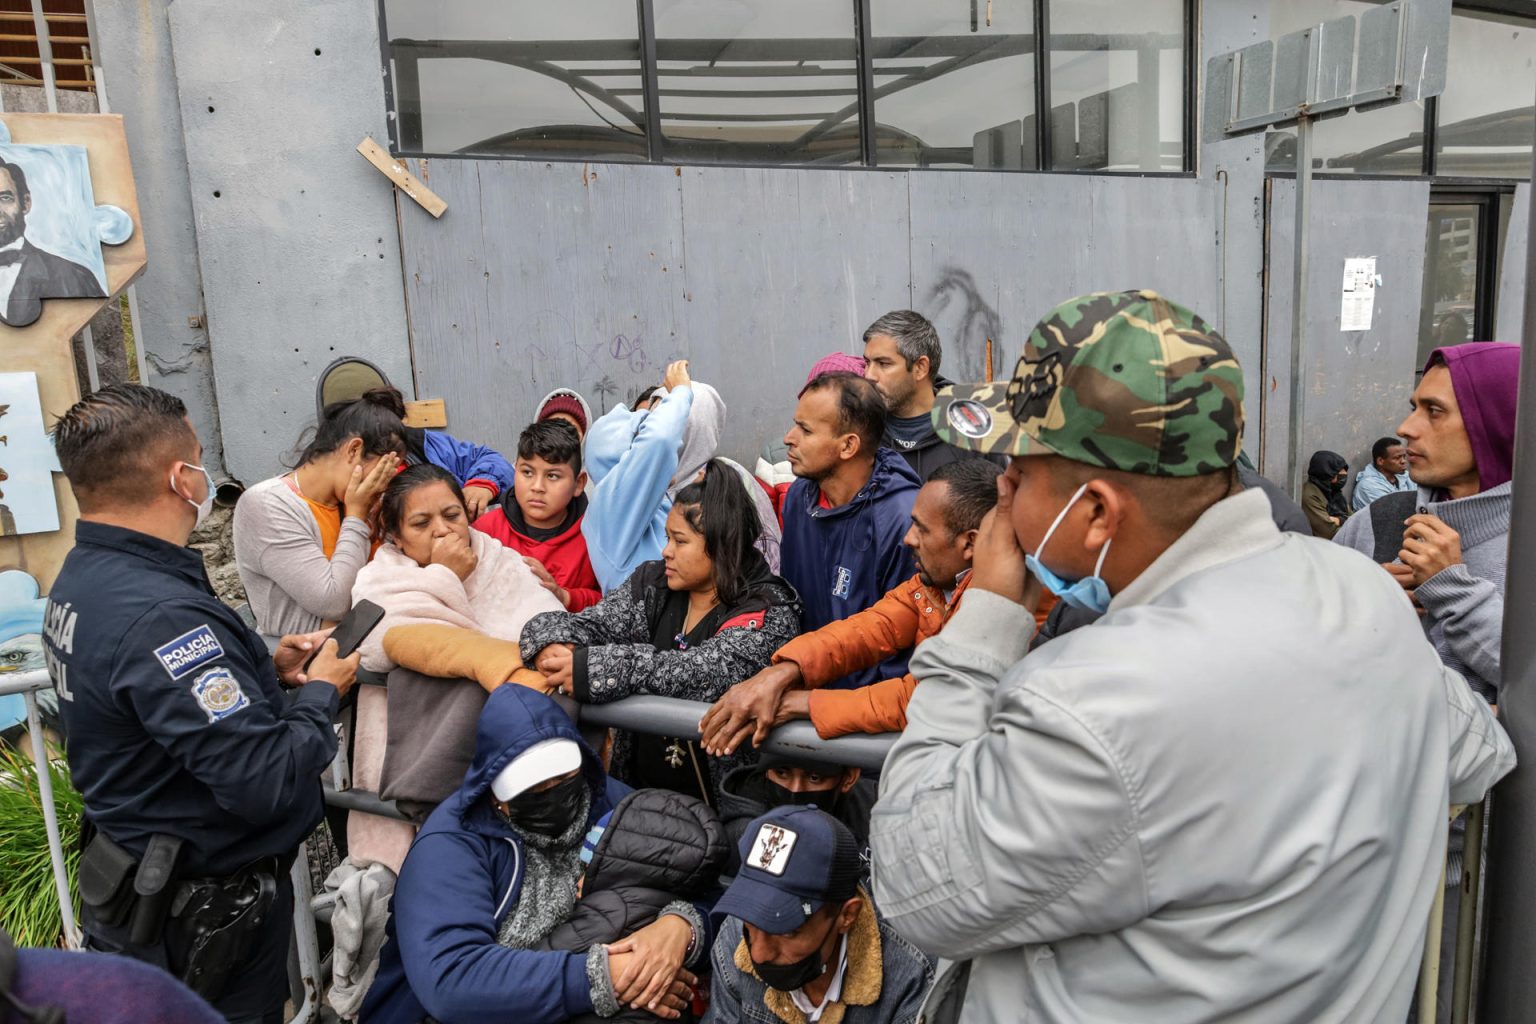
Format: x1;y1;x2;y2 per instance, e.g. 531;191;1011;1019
703;458;1038;749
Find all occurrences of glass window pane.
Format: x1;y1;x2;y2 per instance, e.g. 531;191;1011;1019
651;0;861;165
381;2;647;159
1417;204;1481;366
1263;1;1423;175
869;1;1037;169
1047;0;1186;172
1435;11;1535;178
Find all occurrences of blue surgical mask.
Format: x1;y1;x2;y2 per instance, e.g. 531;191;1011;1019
1024;483;1113;614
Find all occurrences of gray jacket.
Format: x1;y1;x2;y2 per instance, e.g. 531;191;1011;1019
1334;482;1509;700
871;488;1514;1024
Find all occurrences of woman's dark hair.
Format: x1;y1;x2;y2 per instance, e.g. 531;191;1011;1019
293;387;407;468
376;463;465;538
673;460;762;605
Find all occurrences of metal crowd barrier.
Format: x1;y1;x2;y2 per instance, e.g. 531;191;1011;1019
1;666;1489;1024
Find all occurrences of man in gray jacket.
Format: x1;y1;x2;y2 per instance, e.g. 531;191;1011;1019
870;290;1515;1024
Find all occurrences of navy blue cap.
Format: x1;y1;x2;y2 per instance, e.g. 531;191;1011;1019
714;806;861;935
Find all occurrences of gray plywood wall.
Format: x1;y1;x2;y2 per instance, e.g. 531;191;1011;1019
1262;177;1433;485
398;160;1233;470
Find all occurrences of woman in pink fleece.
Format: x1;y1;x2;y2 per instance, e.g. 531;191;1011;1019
349;464;567;844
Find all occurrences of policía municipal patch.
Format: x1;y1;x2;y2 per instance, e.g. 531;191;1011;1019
191;667;249;724
153;625;225;680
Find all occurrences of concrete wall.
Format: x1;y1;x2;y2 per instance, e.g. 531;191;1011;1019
91;0;227;477
163;0;413;485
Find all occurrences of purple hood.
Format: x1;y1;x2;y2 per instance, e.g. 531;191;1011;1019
1426;342;1521;492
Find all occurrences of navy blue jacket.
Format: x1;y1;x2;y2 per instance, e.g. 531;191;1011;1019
421;429;516;498
363;686;627;1024
779;448;921;689
46;522;338;877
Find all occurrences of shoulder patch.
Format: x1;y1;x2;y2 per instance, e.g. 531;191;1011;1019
153;625;225;679
191;667;249;724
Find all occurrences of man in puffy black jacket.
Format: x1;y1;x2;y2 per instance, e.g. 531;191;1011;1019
539;788;728;1022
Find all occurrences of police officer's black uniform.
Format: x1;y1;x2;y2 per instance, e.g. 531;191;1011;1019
44;522;340;1024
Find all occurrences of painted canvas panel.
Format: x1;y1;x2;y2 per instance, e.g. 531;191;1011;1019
0;372;60;536
0;119;133;328
0;569;46;741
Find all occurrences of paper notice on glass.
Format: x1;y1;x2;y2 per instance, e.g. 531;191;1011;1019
1341;257;1377;331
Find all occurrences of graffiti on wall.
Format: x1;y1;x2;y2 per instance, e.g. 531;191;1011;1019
927;267;1005;382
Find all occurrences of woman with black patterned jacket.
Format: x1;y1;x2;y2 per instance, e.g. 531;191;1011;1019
522;459;801;804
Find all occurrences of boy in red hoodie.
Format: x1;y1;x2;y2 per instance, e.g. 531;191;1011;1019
474;419;602;609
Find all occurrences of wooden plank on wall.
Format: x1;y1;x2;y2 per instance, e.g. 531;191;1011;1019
357;136;446;218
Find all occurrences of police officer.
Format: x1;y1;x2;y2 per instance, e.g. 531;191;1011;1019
45;384;361;1024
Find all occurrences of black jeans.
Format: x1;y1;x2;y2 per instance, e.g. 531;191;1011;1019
82;873;293;1024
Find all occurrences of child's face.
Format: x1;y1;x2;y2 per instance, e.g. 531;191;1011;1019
514;454;585;529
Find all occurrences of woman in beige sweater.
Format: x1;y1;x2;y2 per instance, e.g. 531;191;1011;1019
233;392;403;635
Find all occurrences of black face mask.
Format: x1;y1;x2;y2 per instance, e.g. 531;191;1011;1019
504;773;588;837
752;944;830;993
765;779;844;815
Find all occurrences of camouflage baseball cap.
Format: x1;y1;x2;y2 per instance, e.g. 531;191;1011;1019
933;289;1244;476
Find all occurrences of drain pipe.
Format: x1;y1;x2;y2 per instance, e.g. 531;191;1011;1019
212;478;245;508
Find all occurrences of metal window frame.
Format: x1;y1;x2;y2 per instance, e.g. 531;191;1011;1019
371;0;1197;175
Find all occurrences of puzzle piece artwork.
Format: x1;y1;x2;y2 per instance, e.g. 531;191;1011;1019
0;372;59;536
0;119;133;328
0;568;46;738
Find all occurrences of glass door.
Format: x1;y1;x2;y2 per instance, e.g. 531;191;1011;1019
1416;192;1505;368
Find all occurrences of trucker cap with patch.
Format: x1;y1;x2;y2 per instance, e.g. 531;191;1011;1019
713;806;861;935
934;289;1244;476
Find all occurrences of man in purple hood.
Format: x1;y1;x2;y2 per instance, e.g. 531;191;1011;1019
1334;340;1519;1023
1337;341;1518;701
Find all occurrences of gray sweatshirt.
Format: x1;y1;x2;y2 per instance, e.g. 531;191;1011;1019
1334;482;1510;700
233;475;373;636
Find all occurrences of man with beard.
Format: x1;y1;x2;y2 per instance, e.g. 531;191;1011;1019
861;310;1004;479
709;806;933;1024
701;458;1002;755
0;159;105;327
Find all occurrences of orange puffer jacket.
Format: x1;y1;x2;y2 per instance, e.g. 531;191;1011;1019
780;572;1054;739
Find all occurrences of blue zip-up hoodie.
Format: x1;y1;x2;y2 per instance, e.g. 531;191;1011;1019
421;429;516;497
362;687;626;1024
779;447;921;689
581;386;695;592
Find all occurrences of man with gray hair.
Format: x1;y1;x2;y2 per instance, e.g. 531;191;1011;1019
862;309;1003;479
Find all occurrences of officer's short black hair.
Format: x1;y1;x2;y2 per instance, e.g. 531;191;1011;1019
928;457;1003;536
1371;436;1403;463
54;383;197;512
798;372;887;457
516;419;581;474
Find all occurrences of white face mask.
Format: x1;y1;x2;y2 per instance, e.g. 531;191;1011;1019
171;462;215;526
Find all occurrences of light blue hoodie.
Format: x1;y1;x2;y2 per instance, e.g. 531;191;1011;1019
580;385;695;592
